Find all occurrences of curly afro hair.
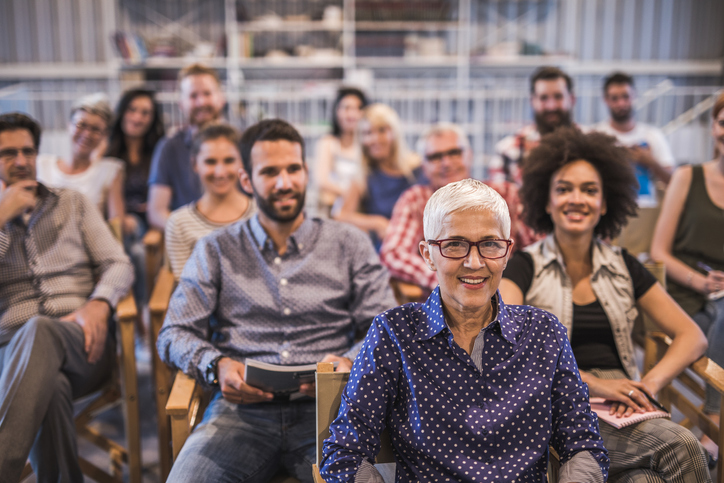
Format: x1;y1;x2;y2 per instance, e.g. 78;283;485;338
520;127;638;240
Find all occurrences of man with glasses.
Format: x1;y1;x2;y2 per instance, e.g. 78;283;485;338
0;113;133;481
380;123;537;298
147;63;226;230
157;119;396;483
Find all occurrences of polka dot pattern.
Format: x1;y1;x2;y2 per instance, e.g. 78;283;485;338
320;288;609;482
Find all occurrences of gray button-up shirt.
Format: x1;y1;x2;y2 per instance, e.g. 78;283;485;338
0;184;134;344
157;214;397;386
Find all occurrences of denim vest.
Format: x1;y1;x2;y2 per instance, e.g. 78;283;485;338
523;235;640;380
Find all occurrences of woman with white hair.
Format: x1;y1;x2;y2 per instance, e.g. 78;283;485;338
36;93;124;220
334;103;422;251
321;178;609;482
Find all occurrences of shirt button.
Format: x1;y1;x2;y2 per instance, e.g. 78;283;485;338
280;278;288;286
281;350;290;358
486;456;494;464
298;243;303;250
283;308;291;315
274;257;281;265
481;428;488;435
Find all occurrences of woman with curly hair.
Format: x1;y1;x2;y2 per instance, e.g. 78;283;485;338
500;127;712;482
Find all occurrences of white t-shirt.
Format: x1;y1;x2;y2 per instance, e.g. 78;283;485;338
590;121;675;206
36;154;124;218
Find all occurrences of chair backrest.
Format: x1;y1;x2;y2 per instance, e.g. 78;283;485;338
315;363;395;468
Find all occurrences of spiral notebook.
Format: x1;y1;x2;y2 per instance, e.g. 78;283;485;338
590;397;670;429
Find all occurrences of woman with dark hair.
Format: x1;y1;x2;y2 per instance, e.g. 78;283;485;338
314;87;367;215
500;127;711;482
651;91;724;447
106;88;164;304
106;88;165;234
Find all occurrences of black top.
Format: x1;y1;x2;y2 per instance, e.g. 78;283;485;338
503;248;657;370
124;160;149;220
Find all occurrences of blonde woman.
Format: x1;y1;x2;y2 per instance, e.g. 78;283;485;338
334;103;422;250
36;93;124;221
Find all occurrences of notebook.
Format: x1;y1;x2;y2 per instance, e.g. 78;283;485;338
590;397;670;429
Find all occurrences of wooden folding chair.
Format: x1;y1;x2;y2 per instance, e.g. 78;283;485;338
20;218;142;482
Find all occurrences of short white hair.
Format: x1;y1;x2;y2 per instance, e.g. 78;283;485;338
423;178;511;240
415;122;470;159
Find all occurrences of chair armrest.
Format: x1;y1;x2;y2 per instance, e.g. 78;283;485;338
390;279;425;305
116;293;138;325
143;228;163;249
166;372;199;416
149;267;176;316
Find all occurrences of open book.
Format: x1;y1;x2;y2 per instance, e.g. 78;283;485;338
590;397;670;429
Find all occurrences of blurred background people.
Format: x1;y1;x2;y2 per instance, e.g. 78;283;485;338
501;127;711;482
106;88;165;303
165;124;255;279
147;63;226;230
36;93;124;221
651;91;724;442
314;87;367;216
488;66;576;185
334;103;422;250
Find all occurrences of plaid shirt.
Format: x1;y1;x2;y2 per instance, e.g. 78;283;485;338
380;182;541;291
0;184;133;344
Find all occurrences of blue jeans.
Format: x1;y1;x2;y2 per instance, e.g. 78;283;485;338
167;390;316;483
123;214;147;305
692;297;724;414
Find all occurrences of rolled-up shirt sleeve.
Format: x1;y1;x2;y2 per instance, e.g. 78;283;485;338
550;323;609;483
321;315;399;482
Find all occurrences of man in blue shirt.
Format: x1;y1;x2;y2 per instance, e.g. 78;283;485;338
157;119;397;483
147;63;226;230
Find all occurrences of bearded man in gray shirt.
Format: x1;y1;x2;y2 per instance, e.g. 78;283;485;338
0;113;133;482
157;119;397;483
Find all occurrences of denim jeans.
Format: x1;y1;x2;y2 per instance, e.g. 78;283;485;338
122;214;147;305
691;297;724;414
167;390;316;483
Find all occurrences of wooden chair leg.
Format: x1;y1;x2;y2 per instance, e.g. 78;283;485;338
117;310;142;483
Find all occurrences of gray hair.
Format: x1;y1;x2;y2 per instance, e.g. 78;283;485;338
415;122;470;159
423;178;511;240
70;93;113;127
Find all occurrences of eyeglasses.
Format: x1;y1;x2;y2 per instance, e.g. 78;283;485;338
73;122;105;136
0;147;38;162
427;238;512;259
425;148;464;163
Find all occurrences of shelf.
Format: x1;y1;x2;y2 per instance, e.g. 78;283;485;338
239;20;343;32
356;56;459;68
0;62;121;79
355;21;459;31
120;57;228;70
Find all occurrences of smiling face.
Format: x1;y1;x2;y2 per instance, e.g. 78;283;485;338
547;159;606;239
122;95;154;139
531;78;575;135
420;209;510;320
194;137;243;197
240;139;308;225
360;119;394;163
604;83;635;124
69;110;107;159
336;95;364;135
712;107;724;155
422;130;471;191
179;74;225;128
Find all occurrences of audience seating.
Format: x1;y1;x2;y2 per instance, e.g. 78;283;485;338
389;279;426;305
148;266;177;481
20;218;142;483
640;261;723;481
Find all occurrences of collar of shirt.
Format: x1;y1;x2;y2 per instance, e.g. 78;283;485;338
182;126;195;146
246;212;315;255
535;234;628;280
412;287;517;346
